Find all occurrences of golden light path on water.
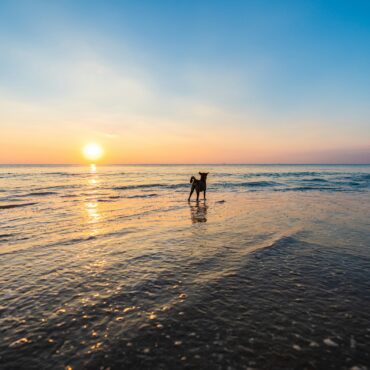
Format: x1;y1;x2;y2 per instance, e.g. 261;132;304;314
85;165;100;236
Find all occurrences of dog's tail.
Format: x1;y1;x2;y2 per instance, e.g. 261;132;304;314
190;176;196;184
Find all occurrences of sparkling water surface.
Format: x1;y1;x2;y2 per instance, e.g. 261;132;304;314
1;165;370;369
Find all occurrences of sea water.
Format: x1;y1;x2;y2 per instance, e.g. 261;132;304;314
1;164;370;369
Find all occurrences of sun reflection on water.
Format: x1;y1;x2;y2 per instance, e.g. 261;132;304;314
90;163;97;173
89;177;98;186
85;165;101;236
86;202;100;224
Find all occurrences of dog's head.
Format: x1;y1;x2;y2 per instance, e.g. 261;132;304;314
199;172;209;180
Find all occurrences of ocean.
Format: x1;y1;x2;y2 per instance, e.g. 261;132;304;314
1;164;370;369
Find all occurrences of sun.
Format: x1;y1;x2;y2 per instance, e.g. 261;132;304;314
83;143;103;162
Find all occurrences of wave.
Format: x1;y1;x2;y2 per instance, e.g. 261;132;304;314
239;171;325;178
0;202;37;210
36;185;79;190
44;172;81;176
0;173;18;178
355;173;370;180
303;178;329;183
107;177;370;192
240;181;279;187
282;186;344;192
0;233;14;239
215;181;280;188
261;235;297;249
113;181;282;191
218;171;369;181
252;235;312;259
113;183;186;191
0;196;20;202
56;235;97;246
23;191;57;197
126;193;158;199
113;183;162;190
98;193;158;202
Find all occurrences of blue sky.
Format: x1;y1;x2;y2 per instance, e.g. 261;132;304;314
0;0;369;163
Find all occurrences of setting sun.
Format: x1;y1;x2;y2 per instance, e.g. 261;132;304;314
83;143;103;162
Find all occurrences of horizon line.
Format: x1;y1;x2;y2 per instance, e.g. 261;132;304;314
1;163;369;166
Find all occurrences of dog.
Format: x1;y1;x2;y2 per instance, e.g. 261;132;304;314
188;172;209;201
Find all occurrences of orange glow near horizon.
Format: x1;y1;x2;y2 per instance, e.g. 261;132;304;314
0;127;368;165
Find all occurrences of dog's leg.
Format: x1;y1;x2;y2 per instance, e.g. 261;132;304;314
196;189;200;202
188;185;195;201
204;190;206;200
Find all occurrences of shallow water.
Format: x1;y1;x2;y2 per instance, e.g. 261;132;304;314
1;165;370;369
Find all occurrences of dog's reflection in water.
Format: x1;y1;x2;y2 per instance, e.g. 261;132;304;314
189;201;208;223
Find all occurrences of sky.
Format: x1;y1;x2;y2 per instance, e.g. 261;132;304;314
0;0;369;164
